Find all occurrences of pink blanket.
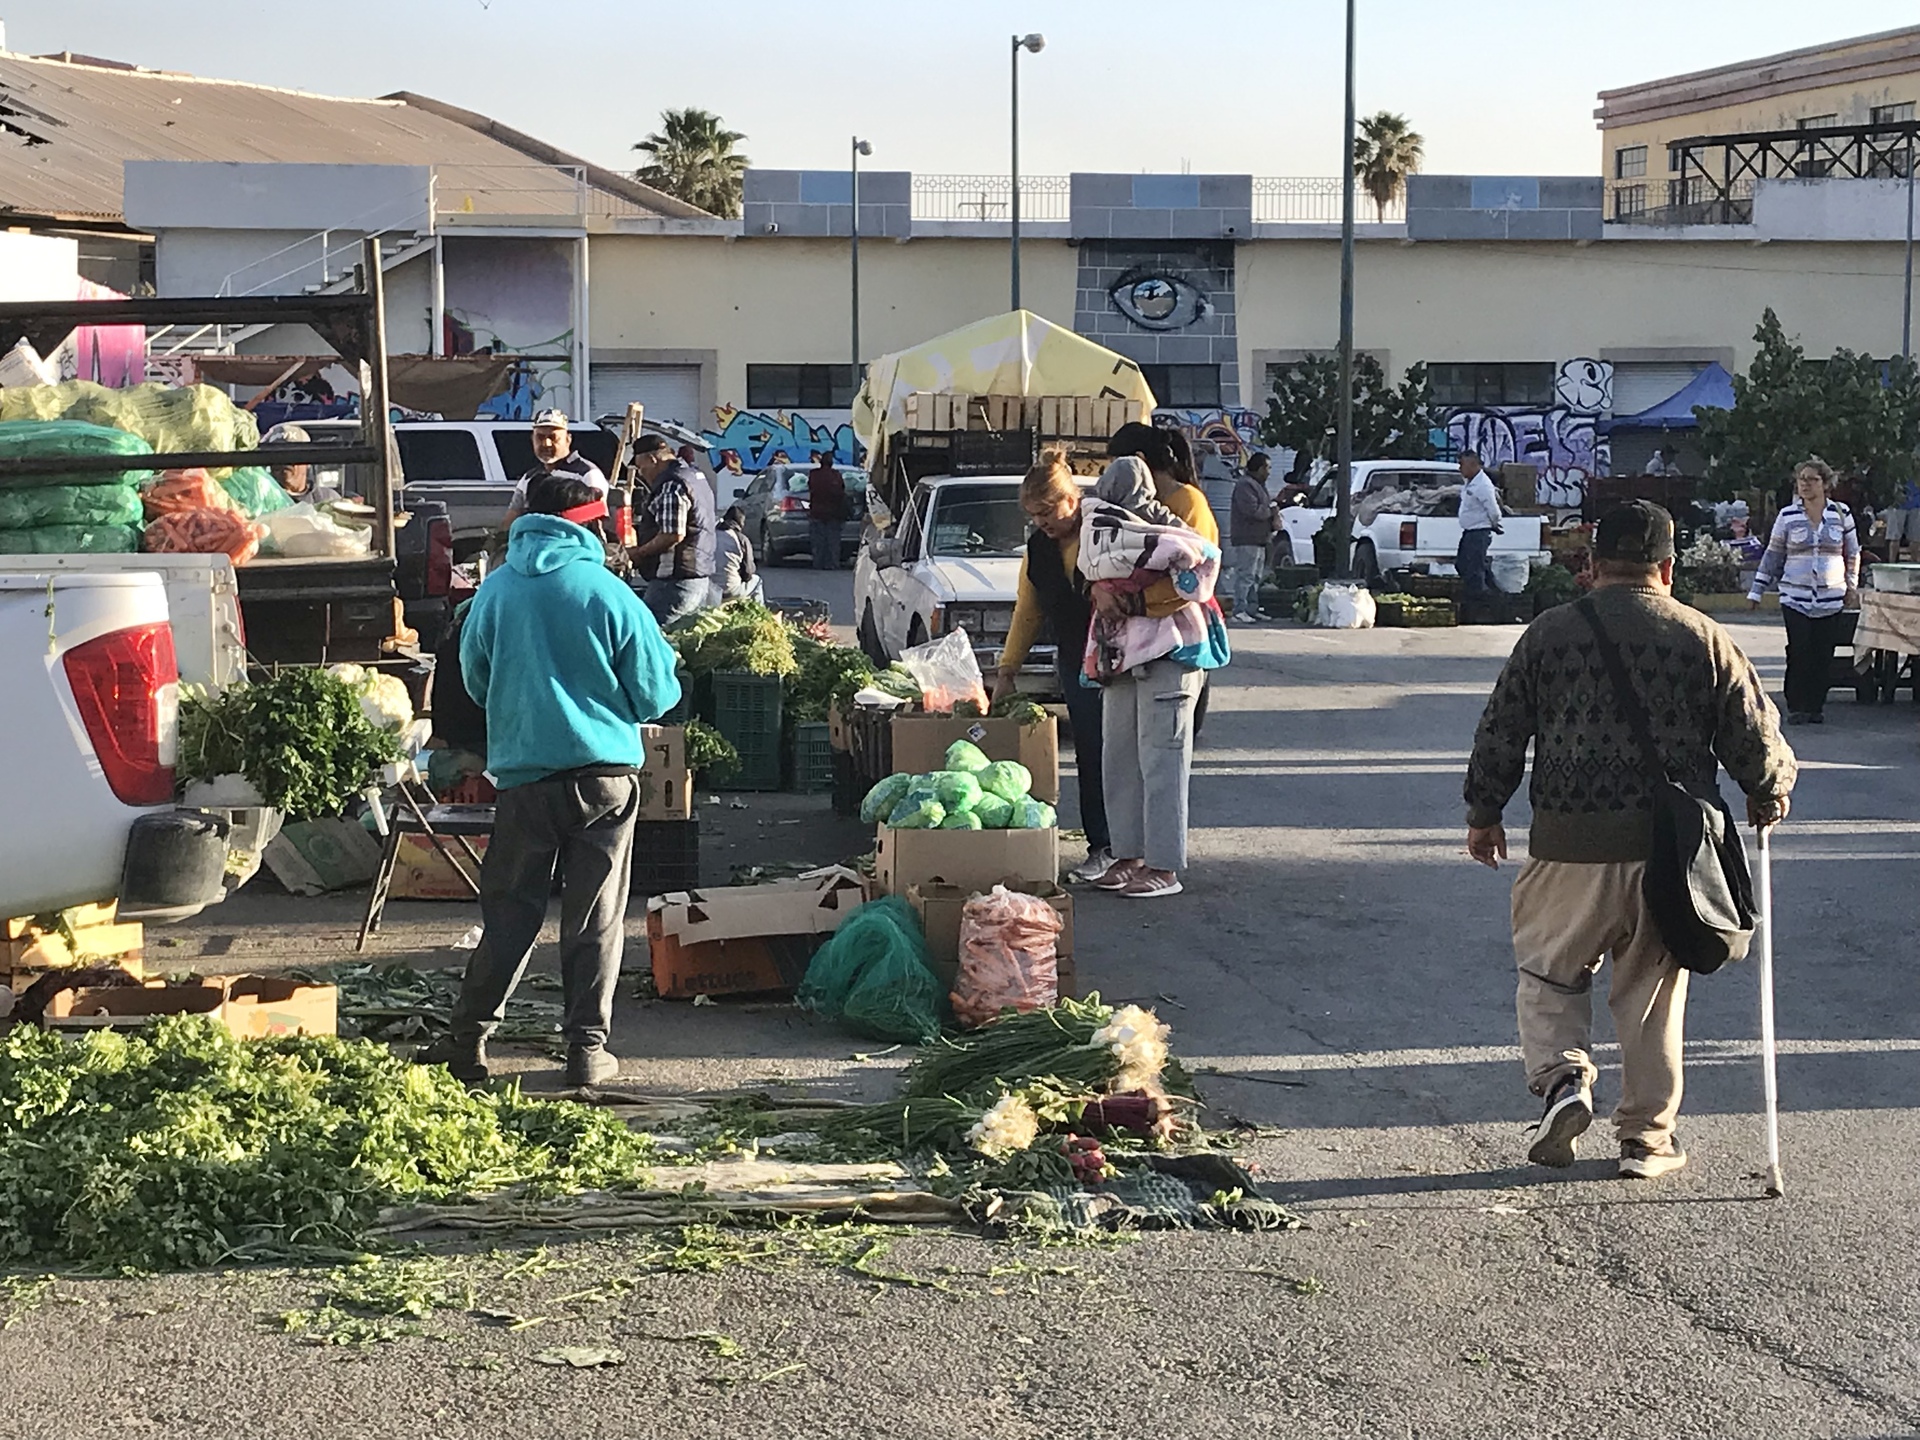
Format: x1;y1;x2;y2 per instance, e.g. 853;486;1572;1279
1076;498;1223;683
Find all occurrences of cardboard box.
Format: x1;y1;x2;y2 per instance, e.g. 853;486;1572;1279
647;866;865;999
888;713;1060;804
874;824;1058;898
52;974;337;1037
5;901;116;941
907;879;1076;997
389;833;487;901
638;724;693;821
263;819;384;896
6;920;144;986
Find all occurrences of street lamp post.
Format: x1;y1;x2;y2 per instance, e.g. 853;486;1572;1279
852;137;872;383
1903;123;1915;360
1011;32;1046;312
1333;0;1358;578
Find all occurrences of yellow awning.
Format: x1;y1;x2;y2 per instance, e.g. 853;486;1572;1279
851;310;1157;460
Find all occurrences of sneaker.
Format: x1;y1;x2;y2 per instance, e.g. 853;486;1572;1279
1228;613;1255;626
418;1034;488;1084
1067;847;1117;884
1526;1075;1593;1168
1090;859;1145;891
1619;1137;1688;1180
566;1044;620;1087
1118;870;1184;900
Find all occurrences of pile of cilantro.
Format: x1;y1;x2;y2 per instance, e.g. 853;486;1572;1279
0;1018;654;1270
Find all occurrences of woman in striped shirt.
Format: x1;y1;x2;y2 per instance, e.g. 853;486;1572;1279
1747;457;1861;725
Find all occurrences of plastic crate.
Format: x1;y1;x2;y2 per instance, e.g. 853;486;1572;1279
846;705;895;796
789;721;835;795
708;671;784;790
632;819;700;897
830;749;860;817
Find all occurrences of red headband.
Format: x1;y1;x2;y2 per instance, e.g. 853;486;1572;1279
560;497;609;525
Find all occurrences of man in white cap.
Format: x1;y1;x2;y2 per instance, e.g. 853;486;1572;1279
502;408;607;527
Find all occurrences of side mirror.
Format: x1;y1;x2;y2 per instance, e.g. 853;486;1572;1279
869;535;901;569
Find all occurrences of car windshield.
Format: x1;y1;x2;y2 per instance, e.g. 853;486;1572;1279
926;485;1027;557
493;429;619;479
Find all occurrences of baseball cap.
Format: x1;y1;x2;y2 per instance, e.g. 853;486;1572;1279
1594;500;1676;564
263;422;311;445
531;408;569;429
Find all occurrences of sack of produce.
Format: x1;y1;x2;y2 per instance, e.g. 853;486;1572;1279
795;896;943;1043
0;417;155;490
143;468;241;519
887;790;946;829
938;810;984;830
972;793;1014;829
61;381;260;478
262;503;371;558
976;760;1033;804
144;507;266;566
928;769;984;813
0;522;141;554
1007;798;1057;830
219;466;295;518
859;773;914;825
900;628;988;714
950;885;1062;1029
944;739;992;773
0;483;143;531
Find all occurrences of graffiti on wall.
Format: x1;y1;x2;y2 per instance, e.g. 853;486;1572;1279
700;407;860;470
1158;406;1271;465
1441;358;1613;508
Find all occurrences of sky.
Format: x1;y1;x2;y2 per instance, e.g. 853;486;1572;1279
17;2;1920;179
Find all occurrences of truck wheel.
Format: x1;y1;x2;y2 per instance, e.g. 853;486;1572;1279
759;521;780;566
1353;542;1382;587
908;616;929;648
859;605;887;663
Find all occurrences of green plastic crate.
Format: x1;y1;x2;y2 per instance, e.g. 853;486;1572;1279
789;721;835;795
708;671;784;790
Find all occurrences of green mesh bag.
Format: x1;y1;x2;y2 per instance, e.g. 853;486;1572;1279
0;523;141;554
219;466;295;517
0;483;142;530
796;897;944;1043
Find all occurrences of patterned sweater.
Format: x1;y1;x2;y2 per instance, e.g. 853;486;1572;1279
1464;585;1797;862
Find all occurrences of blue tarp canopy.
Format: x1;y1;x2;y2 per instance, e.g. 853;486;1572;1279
1601;362;1736;433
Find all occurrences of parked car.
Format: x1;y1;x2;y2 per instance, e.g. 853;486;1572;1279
1277;459;1551;583
853;475;1057;692
392;420;620;555
738;465;871;564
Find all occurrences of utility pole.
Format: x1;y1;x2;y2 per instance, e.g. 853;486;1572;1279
852;137;872;381
1333;0;1358;578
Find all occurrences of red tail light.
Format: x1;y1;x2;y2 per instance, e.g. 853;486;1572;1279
1399;521;1418;549
779;496;808;515
425;516;454;597
62;621;179;806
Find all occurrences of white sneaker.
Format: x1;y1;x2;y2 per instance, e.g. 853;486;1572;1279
1228;613;1254;626
1067;847;1116;884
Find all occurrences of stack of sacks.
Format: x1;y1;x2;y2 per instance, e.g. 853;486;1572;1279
0;419;150;554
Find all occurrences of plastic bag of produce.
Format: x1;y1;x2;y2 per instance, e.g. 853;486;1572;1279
144;507;265;566
928;769;984;813
143;468;241;519
796;896;943;1043
0;523;141;554
950;885;1061;1029
262;503;371;558
59;382;260;478
0;483;142;531
1315;581;1376;630
976;760;1033;804
859;773;914;825
972;793;1014;829
887;791;946;829
1008;798;1057;830
0;417;155;489
219;466;295;518
900;628;988;714
944;739;991;773
938;809;984;830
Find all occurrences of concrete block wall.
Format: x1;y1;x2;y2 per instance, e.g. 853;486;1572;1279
1073;240;1240;404
1406;176;1604;241
1069;173;1254;240
742;169;911;238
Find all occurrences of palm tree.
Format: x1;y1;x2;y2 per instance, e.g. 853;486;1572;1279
633;108;750;217
1353;112;1425;222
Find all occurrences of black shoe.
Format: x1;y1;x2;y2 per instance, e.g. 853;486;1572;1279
566;1044;620;1087
1619;1137;1688;1179
417;1034;488;1084
1785;712;1809;725
1807;711;1826;725
1527;1075;1593;1168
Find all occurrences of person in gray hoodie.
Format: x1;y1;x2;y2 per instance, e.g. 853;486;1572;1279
1226;453;1276;622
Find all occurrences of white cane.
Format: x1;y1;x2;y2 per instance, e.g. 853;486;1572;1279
1756;825;1784;1199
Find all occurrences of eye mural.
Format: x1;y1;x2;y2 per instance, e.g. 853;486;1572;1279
1108;269;1211;331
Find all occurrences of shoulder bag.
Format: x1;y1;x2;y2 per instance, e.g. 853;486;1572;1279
1575;598;1758;974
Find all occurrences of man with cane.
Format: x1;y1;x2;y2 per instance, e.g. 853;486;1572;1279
1462;502;1797;1178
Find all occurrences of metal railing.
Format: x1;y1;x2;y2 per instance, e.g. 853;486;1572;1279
1609;120;1920;226
911;174;1070;221
1253;177;1403;224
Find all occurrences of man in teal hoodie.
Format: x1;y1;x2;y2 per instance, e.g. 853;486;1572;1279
425;472;681;1086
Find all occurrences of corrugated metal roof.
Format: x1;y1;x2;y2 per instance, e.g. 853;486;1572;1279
0;51;704;225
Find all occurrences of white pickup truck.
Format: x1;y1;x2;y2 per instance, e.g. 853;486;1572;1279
1279;459;1551;584
853;475;1054;688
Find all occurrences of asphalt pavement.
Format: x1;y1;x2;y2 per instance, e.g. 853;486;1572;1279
6;579;1919;1440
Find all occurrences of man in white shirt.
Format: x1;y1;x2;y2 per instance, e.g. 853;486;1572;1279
1454;449;1503;606
502;409;609;527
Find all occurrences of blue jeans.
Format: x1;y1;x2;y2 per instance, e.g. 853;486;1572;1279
810;521;845;570
1057;651;1109;854
1457;528;1496;600
643;577;710;630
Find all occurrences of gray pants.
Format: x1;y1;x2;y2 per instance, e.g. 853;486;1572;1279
1101;657;1203;873
1226;544;1266;615
451;772;640;1050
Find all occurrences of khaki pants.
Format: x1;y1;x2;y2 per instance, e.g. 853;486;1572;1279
1510;859;1690;1148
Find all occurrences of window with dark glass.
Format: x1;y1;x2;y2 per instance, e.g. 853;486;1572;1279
1615;145;1647;179
745;364;859;409
1138;364;1222;408
1425;363;1556;408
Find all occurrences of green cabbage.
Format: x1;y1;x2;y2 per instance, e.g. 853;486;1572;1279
928;769;984;813
860;773;913;825
937;809;983;830
976;761;1033;804
972;794;1014;828
887;793;946;829
1008;798;1057;829
944;739;991;773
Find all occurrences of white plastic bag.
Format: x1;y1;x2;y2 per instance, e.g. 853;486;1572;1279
900;627;988;713
1315;582;1377;629
1492;554;1532;595
263;503;372;558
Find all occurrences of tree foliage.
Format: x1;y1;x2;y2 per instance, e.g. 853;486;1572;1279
1695;308;1920;504
1258;354;1437;463
1353;112;1425;222
633;108;750;217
